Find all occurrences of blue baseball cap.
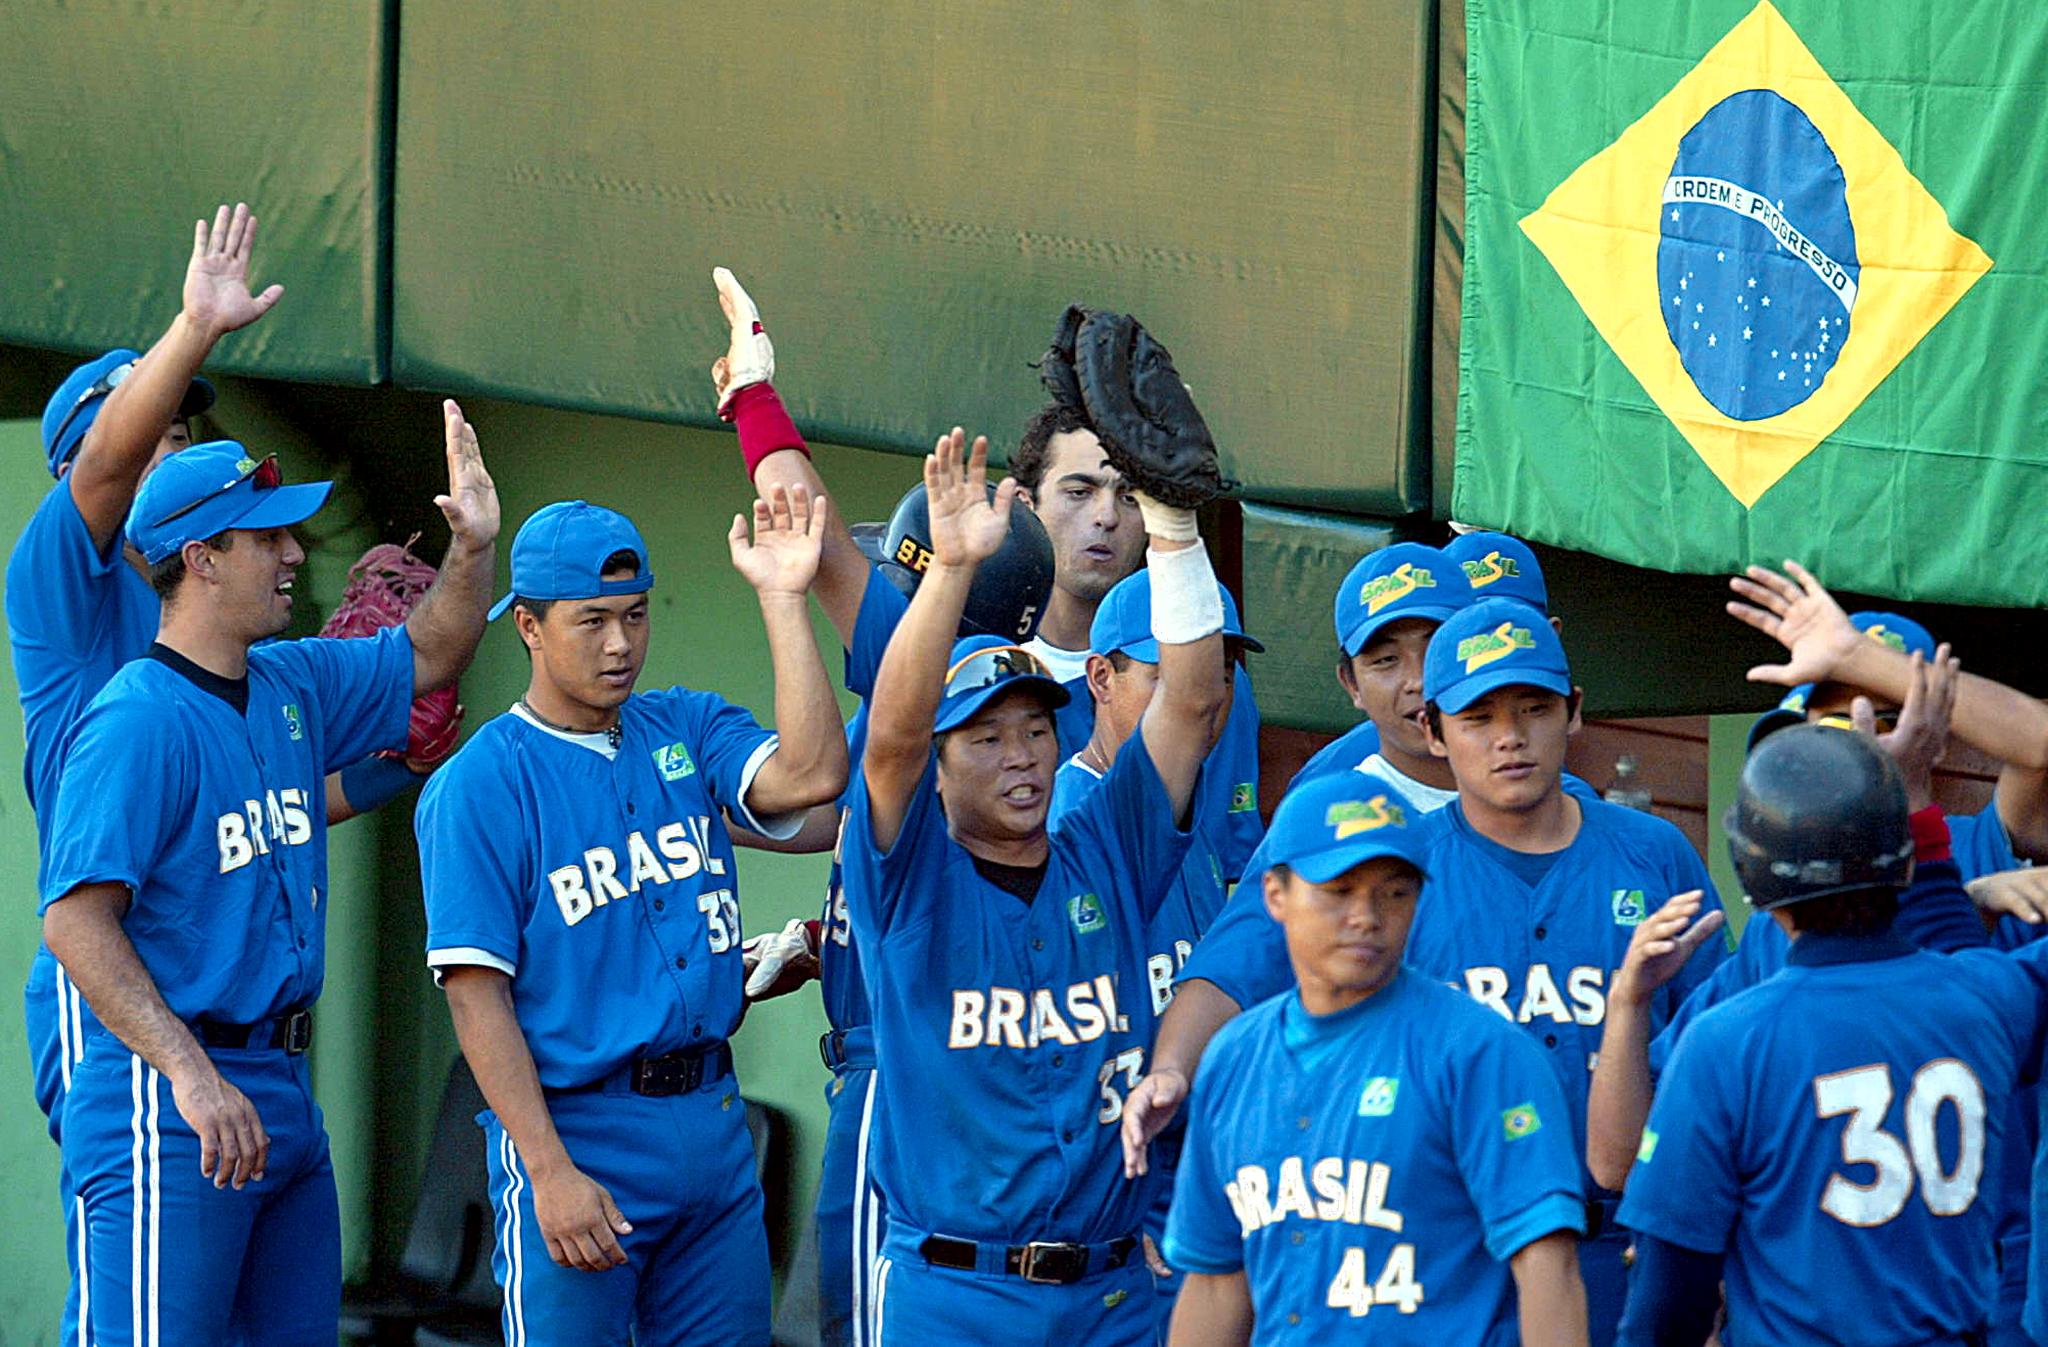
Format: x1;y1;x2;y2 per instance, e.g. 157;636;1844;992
1424;597;1575;714
1262;769;1432;885
1089;569;1263;663
489;501;655;621
1747;611;1938;750
126;442;332;565
42;349;216;477
1334;543;1471;657
934;635;1070;734
1443;531;1548;615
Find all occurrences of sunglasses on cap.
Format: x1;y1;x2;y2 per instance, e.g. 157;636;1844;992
943;644;1052;693
49;360;135;464
150;454;285;530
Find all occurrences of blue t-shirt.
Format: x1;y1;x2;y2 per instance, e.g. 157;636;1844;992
6;480;159;836
416;688;785;1088
1621;933;2048;1347
841;728;1194;1244
1165;971;1584;1345
41;629;414;1024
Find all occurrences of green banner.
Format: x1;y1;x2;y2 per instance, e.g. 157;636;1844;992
1456;0;2048;607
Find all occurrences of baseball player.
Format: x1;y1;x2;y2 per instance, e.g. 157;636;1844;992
414;490;847;1347
7;204;445;1345
844;428;1229;1344
38;407;497;1347
1164;770;1589;1347
1048;566;1262;1335
1616;725;2048;1347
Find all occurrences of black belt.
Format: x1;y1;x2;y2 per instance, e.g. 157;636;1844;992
194;1009;313;1055
1584;1197;1621;1241
819;1028;876;1072
556;1043;732;1097
919;1233;1138;1285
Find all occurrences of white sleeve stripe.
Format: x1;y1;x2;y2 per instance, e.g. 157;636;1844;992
732;735;805;841
427;946;517;977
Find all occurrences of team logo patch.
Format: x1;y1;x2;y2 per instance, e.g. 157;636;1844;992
281;702;303;741
1612;889;1648;926
1461;551;1521;589
652;741;696;782
1357;1076;1400;1117
1863;624;1907;653
1501;1102;1543;1141
1102;1290;1129;1310
1519;1;1991;507
1456;621;1536;673
1230;782;1257;814
1067;892;1107;936
1326;795;1405;840
1637;1126;1661;1164
1359;563;1435;615
235;455;259;475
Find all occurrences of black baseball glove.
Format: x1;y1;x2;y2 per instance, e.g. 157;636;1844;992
1075;310;1225;508
1036;302;1091;410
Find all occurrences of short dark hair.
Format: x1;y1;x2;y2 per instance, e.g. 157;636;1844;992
1105;649;1134;673
148;531;234;601
1010;403;1094;493
514;550;643;624
1784;886;1899;937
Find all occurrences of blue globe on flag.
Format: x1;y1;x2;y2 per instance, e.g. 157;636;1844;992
1657;89;1858;421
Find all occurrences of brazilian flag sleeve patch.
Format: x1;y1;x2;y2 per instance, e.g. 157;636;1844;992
1501;1103;1542;1141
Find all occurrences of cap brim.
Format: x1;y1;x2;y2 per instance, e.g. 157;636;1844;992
1746;706;1807;752
487;592;517;622
1433;665;1573;714
227;480;334;533
1106;626;1264;665
933;676;1070;733
1287;838;1430;885
1342;604;1460;656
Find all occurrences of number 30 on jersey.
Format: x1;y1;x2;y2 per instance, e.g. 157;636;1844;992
1814;1059;1986;1227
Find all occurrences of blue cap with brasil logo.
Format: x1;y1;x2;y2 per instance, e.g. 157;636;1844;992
1746;610;1936;750
126;441;333;565
933;635;1070;734
42;348;215;478
1423;597;1574;714
1442;531;1549;616
488;501;655;621
1334;543;1472;657
1263;770;1431;884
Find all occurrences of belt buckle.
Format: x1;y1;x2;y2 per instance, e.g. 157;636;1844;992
1017;1241;1086;1285
633;1052;700;1096
281;1011;313;1055
818;1031;842;1070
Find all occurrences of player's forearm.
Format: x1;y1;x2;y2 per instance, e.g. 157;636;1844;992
1585;997;1654;1190
44;887;215;1086
1153;978;1242;1085
747;592;850;815
1166;1271;1254;1347
731;385;869;643
1142;534;1229;822
1837;643;2048;772
1510;1233;1590;1347
1995;764;2048;864
443;969;577;1179
68;314;217;548
867;558;975;766
406;537;495;695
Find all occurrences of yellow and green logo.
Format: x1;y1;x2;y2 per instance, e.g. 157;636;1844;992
1612;889;1648;926
281;703;303;741
1359;563;1435;615
1637;1127;1661;1164
1326;795;1406;840
1068;892;1107;936
1863;624;1908;653
1358;1076;1400;1118
1230;782;1257;814
1502;1102;1543;1141
653;741;696;782
1456;621;1536;674
1462;551;1521;589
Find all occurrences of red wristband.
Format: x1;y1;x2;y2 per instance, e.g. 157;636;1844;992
726;382;809;480
802;919;823;955
1908;804;1951;863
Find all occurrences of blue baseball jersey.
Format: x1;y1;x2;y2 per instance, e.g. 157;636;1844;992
1407;797;1725;1189
416;688;788;1087
1165;971;1584;1345
6;480;159;833
1290;719;1383;790
41;630;414;1023
841;730;1194;1244
1621;934;2048;1346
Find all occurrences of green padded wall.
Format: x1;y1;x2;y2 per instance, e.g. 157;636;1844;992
1239;503;1400;734
391;1;1433;514
0;1;390;382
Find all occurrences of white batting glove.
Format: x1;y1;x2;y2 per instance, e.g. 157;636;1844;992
712;266;776;417
741;917;821;1000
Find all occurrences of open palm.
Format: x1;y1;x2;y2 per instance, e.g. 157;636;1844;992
434;400;500;552
184;203;284;337
729;484;827;596
923;427;1016;568
1726;561;1861;688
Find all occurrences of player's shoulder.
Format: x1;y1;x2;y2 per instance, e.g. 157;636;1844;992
419;710;535;800
1403;971;1534;1052
1205;991;1291;1078
5;479;80;577
627;683;749;736
1295;721;1382;785
1048;753;1102;824
1575;795;1699;860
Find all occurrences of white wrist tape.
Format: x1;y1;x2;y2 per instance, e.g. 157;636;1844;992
1134;491;1199;542
1149;540;1225;646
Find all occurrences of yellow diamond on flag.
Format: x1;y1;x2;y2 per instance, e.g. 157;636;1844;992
1519;0;1991;507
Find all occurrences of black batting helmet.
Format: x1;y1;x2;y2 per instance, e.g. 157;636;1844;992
874;482;1056;642
1724;724;1913;910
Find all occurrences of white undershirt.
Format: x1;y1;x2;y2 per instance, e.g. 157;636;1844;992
1358;752;1460;814
1022;636;1090;684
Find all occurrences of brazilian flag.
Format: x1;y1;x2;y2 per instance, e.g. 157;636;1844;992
1456;0;2048;607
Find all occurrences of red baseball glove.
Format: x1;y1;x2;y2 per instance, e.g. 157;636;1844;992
319;538;465;768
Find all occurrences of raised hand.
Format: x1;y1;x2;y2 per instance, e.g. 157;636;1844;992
710;266;776;412
1609;891;1724;1011
1726;561;1862;688
434;400;500;555
183;202;285;338
1855;646;1959;812
728;483;828;596
922;427;1016;568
